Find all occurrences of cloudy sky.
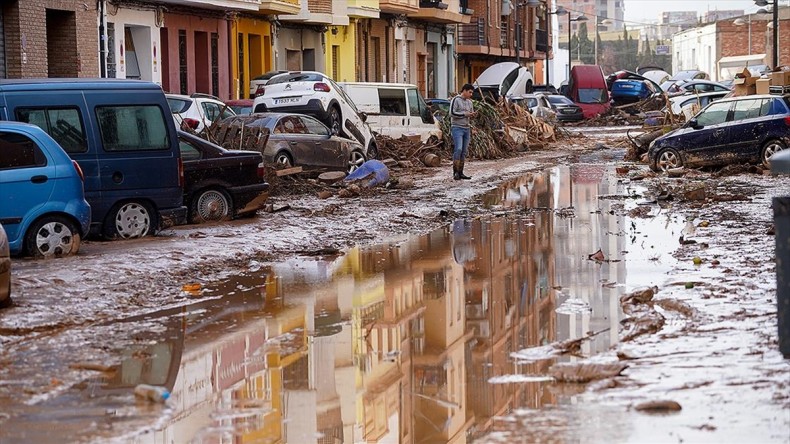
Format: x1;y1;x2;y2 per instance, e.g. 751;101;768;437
623;0;762;23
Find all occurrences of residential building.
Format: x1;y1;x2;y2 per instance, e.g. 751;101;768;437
703;9;743;23
557;0;624;42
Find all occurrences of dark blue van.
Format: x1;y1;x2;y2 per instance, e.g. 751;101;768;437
0;79;187;239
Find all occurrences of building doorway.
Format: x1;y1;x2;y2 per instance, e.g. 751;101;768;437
46;9;78;77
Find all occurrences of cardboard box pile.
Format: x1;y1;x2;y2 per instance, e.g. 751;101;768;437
732;67;758;96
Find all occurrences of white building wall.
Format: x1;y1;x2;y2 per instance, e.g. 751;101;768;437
672;23;718;79
106;7;161;84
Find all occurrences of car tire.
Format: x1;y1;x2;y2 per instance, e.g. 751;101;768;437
191;188;233;224
105;201;155;239
275;152;293;168
328;106;342;137
656;148;683;172
760;139;786;168
24;215;81;258
347;150;367;174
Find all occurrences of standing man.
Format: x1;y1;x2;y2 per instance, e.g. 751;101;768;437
450;83;477;180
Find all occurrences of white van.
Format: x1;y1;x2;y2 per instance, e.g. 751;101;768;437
338;82;441;142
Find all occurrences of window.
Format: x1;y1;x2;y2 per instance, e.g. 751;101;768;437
732;99;766;121
378;88;407;115
578;88;608;104
178;139;202;161
695;101;730;126
300;116;329;136
0;132;47;169
96;105;170;151
274;116;307;134
201;102;222;122
15;107;87;154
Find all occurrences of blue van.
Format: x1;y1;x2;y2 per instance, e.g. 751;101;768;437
0;79;187;239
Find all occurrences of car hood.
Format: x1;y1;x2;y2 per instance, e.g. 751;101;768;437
474;62;519;86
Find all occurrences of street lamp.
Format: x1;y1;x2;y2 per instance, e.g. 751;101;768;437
754;0;779;68
568;13;589;81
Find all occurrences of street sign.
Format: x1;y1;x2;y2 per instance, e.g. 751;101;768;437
656;45;670;55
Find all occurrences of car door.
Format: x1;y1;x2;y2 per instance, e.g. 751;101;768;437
0;129;55;243
681;101;732;165
273;116;312;167
377;87;408;138
300;115;344;169
727;98;771;161
406;87;439;140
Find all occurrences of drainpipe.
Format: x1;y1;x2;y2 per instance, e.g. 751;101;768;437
98;0;107;77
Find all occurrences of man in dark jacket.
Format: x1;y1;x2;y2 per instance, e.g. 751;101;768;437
449;83;477;180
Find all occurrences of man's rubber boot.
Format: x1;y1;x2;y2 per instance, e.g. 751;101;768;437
459;161;472;180
453;160;461;180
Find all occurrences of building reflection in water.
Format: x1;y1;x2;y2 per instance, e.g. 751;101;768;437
84;165;631;443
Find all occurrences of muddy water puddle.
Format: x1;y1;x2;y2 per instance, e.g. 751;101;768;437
0;166;688;443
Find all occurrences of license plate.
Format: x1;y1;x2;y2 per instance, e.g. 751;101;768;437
274;98;300;104
621;84;634;88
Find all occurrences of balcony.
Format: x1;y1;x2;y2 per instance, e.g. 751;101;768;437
259;0;300;14
279;0;349;25
410;0;471;23
348;0;380;17
379;0;419;15
457;17;486;53
536;28;548;54
158;0;262;12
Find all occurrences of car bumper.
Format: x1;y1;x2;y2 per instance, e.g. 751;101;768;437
158;206;189;229
257;99;330;122
230;183;270;215
556;113;584;122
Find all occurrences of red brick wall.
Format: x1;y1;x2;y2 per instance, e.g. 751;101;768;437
308;0;332;15
2;0;98;78
719;17;789;67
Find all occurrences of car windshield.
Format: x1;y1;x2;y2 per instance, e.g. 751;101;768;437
578;88;607;104
547;96;574;106
267;73;324;85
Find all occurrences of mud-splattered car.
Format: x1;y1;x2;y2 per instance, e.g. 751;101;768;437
219;113;368;174
648;94;790;172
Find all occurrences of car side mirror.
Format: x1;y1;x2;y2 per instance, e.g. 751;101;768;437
688;118;702;129
359;112;368;123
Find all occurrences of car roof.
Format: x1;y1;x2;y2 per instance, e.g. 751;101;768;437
0;78;162;92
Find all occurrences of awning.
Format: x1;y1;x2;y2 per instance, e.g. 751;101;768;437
718;54;767;80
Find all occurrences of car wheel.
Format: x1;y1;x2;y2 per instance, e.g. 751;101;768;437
761;139;787;168
328;106;342;136
367;142;379;160
24;215;81;258
275;152;293;168
105;201;155;239
347;150;367;174
657;148;683;172
191;188;233;224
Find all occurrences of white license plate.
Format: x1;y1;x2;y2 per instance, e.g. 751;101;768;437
274;98;300;104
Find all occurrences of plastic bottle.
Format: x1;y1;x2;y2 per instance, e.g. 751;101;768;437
134;384;170;403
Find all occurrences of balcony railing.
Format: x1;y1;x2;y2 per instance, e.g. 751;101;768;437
536;29;548;53
458;17;485;46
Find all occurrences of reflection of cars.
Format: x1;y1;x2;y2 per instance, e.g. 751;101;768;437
252;71;377;157
166;93;236;133
544;94;584;122
510;94;555;119
0;225;10;308
648;94;790;172
178;131;269;224
225;99;254;116
667;91;729;119
220;113;368;174
611;79;656;105
0;122;91;257
249;70;289;98
425;98;450;116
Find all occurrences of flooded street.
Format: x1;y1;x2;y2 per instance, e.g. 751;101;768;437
2;163;731;443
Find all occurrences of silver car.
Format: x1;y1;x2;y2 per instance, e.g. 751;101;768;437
0;225;10;308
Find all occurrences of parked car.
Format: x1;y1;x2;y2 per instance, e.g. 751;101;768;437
178;131;269;224
666;79;732;96
0;225;10;308
249;70;289;98
532;84;559;95
510;94;555;119
610;79;657;105
425;98;450;117
0;79;185;239
543;94;584;122
660;70;710;92
641;69;672;86
0;121;91;257
667;91;730;119
648;94;790;172
225;99;254;116
167;93;236;133
339;82;441;142
252;71;378;159
567;65;610;118
220;113;368;174
473;62;535;103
